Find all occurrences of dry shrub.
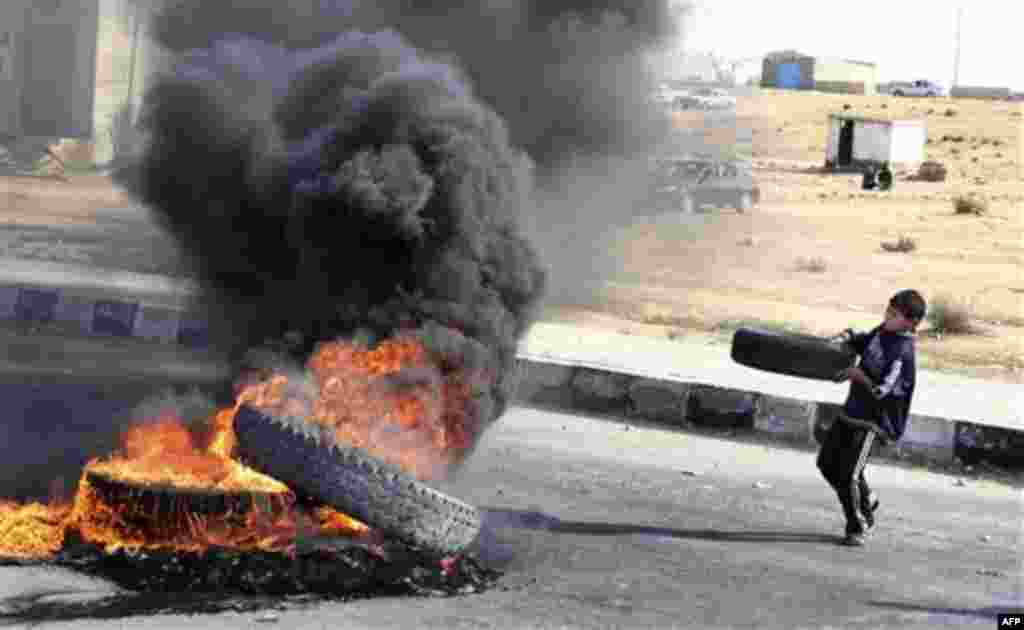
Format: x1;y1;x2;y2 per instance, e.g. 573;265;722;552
927;294;976;335
881;235;917;253
794;256;828;273
916;160;947;182
638;303;679;326
953;195;988;215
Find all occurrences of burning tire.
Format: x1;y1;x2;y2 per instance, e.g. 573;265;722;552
232;405;481;556
84;469;293;518
730;327;855;381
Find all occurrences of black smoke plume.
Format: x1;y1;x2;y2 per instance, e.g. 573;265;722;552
116;27;546;468
116;2;685;464
146;1;679;167
140;0;685;315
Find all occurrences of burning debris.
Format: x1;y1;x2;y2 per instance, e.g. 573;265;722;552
2;0;686;598
117;14;547;468
0;379;496;597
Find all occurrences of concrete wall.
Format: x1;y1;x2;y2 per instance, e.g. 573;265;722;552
812;58;878;95
92;0;172;164
951;86;1012;101
851;120;891;163
889;123;926;165
0;2;28;137
825;118;924;169
0;1;101;138
825;119;838;164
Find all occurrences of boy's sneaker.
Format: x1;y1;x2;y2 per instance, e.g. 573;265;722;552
841;533;866;547
863;496;880;531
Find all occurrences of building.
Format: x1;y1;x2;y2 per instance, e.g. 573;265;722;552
950;86;1013;101
0;0;101;140
761;50;879;95
824;114;926;171
0;0;170;166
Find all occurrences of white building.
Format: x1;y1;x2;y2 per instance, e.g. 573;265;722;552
824;114;926;171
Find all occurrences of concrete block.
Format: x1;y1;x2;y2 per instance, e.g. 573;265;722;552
133;305;182;343
686;385;758;430
627;378;690;426
91;299;140;337
177;314;211;349
898;414;956;463
15;288;58;324
570;367;634;414
755;395;815;444
0;286;20;319
954;422;1024;471
51;293;96;336
512;360;576;408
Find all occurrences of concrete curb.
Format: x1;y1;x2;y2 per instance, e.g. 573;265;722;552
0;284;209;348
512;357;1024;475
1;281;1020;474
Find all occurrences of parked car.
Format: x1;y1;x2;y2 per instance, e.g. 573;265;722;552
674;87;736;111
640;156;760;214
882;80;947;97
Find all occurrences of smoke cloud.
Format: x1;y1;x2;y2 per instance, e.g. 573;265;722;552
140;0;687;306
116;2;686;467
117;25;547;470
147;0;678;166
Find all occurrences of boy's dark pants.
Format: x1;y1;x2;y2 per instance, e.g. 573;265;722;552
817;417;877;535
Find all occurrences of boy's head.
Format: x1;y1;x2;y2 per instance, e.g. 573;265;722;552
883;289;927;332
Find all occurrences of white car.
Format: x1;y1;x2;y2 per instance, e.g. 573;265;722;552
884;80;947;97
674;87;736;111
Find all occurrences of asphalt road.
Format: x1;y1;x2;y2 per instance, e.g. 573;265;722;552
0;405;1020;629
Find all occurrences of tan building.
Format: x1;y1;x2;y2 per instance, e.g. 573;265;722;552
762;50;878;95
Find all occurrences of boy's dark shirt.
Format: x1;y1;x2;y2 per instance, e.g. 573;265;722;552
842;325;917;441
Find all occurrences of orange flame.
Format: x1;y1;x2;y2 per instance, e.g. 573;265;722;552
0;335;475;560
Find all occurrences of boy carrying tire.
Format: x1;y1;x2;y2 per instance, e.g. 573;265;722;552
818;289;927;547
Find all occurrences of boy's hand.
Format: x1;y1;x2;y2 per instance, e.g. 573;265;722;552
843;366;872;387
834;366;871;386
830;328;857;345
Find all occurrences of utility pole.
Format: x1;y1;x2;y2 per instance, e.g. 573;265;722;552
953;6;963;89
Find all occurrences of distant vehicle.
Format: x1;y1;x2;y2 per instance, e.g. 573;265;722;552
674;87;736;111
883;80;947;97
650;88;693;109
640;157;760;214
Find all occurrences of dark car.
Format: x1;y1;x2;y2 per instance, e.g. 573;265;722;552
641;157;760;214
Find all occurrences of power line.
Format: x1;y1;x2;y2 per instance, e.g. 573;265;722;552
952;7;962;88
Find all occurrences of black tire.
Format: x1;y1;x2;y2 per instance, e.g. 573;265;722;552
232;405;481;556
730;327;855;381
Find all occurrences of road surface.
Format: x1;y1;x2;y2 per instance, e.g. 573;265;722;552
0;405;1020;629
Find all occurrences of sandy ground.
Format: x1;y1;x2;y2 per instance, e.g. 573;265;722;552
0;406;1019;629
0;89;1021;381
561;89;1024;382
